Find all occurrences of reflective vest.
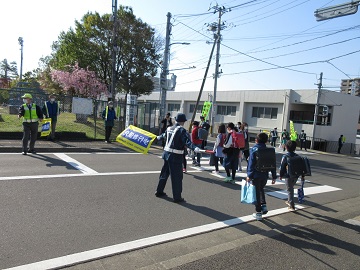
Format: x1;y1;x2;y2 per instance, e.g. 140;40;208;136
105;106;117;121
23;103;39;123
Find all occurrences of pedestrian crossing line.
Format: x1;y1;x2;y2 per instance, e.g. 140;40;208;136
4;205;305;270
267;185;342;200
54;153;98;174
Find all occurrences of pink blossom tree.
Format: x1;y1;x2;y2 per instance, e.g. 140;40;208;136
51;63;108;98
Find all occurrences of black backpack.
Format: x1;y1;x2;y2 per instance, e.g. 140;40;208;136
286;154;311;178
255;147;276;172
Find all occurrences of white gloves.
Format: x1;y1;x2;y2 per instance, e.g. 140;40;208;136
194;147;201;153
157;136;162;140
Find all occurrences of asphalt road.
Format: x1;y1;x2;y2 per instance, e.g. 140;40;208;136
0;147;359;269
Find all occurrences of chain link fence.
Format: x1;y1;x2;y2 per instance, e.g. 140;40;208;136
0;88;160;140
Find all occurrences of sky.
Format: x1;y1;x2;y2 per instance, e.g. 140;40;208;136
1;0;359;93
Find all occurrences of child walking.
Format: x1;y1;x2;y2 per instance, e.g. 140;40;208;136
212;124;226;174
247;132;277;221
279;140;305;211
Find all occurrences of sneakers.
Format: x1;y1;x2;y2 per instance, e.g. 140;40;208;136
21;151;27;155
212;170;220;174
253;212;263;221
224;176;233;182
183;168;187;173
261;204;268;215
285;201;295;211
194;163;201;167
173;198;185;203
237;169;242;172
192;160;197;165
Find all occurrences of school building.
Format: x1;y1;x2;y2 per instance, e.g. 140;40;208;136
138;89;360;149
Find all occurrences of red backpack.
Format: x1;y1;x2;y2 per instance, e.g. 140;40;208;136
231;131;245;149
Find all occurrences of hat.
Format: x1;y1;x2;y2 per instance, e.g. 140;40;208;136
175;113;187;122
21;93;32;99
108;101;113;105
200;115;205;119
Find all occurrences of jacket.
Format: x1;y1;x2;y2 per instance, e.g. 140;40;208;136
42;101;59;120
191;126;203;145
102;107;117;127
279;151;303;178
247;143;276;180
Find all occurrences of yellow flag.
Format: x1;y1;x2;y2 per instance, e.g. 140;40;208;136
40;118;52;137
116;125;157;154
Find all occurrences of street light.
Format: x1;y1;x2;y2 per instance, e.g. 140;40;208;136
110;0;118;101
18;37;24;81
314;1;359;21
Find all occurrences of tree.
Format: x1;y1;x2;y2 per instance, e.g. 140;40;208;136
0;59;18;80
51;63;108;98
49;6;161;97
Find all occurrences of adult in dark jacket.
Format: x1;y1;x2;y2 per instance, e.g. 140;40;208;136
42;94;60;140
102;101;117;143
246;132;277;221
155;113;200;203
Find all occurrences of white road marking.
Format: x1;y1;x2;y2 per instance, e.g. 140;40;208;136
0;170;203;182
267;185;342;200
344;219;360;226
54;153;98;174
4;206;305;270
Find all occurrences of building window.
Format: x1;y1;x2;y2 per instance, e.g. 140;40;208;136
167;103;180;112
217;105;236;116
189;104;203;113
252;107;278;119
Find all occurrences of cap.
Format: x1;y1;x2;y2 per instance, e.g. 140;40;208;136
200;115;205;119
175;113;187;122
21;93;32;99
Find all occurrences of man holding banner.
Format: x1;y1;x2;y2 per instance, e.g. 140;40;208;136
155;113;201;203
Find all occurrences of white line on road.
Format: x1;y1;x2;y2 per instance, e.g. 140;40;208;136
267;185;342;200
54;153;98;174
4;206;305;270
0;170;203;182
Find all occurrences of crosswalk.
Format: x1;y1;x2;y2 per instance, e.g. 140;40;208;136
180;155;343;202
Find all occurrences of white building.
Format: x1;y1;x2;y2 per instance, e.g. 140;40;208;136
138;89;360;147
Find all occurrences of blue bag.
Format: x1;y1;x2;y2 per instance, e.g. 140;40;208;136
241;180;257;204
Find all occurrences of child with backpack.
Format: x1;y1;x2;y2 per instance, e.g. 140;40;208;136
212;124;226;174
279;140;306;211
246;132;277;221
223;122;241;183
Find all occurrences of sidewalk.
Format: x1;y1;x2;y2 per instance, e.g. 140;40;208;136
0;139;164;153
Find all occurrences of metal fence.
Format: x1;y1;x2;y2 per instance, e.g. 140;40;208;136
0;88;160;140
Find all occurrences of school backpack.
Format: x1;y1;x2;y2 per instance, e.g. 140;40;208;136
231;131;245;149
286;154;311;178
198;128;208;140
255;147;276;172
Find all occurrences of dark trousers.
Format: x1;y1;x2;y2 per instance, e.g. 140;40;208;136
157;157;183;200
50;120;57;139
252;177;268;212
22;122;39;152
243;149;250;162
300;139;306;150
201;140;207;149
105;126;113;141
192;143;202;164
285;177;298;208
338;144;342;153
214;156;224;171
271;137;277;147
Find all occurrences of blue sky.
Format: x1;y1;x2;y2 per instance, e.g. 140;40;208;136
1;0;359;92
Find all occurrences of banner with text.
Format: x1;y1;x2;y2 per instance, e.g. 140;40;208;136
40;118;52;137
116;125;157;154
201;101;212;120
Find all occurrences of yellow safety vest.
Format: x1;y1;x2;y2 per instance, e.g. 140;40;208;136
23;103;39;123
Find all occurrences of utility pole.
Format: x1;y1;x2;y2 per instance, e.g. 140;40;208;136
110;0;118;101
311;72;323;150
18;37;24;81
208;5;228;135
159;12;172;131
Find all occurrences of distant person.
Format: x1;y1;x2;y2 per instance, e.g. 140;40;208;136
270;127;278;147
246;132;277;221
279;140;305;211
160;113;173;147
299;130;307;151
199;115;210;149
236;122;242;130
155;113;200;203
241;123;250;162
281;129;290;151
338;135;344;153
42;94;60;140
191;121;203;166
212;123;226;174
18;93;44;155
102;101;117;143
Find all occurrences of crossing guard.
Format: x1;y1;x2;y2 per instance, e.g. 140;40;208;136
155;113;201;203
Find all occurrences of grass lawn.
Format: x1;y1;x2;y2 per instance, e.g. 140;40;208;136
0;106;107;139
